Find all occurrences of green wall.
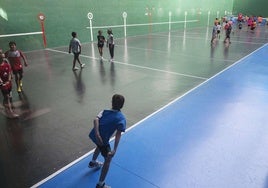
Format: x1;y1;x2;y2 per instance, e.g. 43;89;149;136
233;0;268;17
0;0;233;51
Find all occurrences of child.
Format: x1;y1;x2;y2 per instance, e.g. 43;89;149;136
257;16;263;25
214;18;219;26
221;16;227;27
0;49;19;118
236;15;243;32
238;21;243;30
97;30;106;60
247;17;253;31
5;41;28;93
89;94;126;188
216;22;222;39
224;23;232;44
106;29;114;62
69;32;85;71
250;21;257;31
237;13;243;23
211;23;217;43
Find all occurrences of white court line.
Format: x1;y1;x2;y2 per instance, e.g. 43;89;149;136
46;48;208;80
153;32;267;45
124;43;267;133
0;32;42;38
114;43;236;63
87;20;198;29
31;150;95;188
31;43;268;188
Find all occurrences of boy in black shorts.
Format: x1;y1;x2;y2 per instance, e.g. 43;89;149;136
97;30;105;60
224;23;232;44
89;94;126;188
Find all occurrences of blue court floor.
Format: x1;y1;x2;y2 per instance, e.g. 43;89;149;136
32;44;268;188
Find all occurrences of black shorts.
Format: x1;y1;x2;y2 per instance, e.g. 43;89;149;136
13;69;23;75
73;52;80;59
97;144;111;157
1;88;11;96
98;43;104;48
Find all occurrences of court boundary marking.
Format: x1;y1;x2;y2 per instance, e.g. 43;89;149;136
0;31;42;38
153;32;267;45
113;43;235;63
20;26;266;55
125;42;268;133
45;48;208;80
87;20;199;29
31;43;268;188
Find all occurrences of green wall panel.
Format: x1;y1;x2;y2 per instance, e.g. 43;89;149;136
0;0;233;51
233;0;268;17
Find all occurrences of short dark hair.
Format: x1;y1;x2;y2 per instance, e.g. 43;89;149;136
71;32;77;37
112;94;125;110
107;29;112;34
9;41;16;47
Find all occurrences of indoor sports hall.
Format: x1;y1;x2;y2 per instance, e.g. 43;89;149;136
0;1;268;188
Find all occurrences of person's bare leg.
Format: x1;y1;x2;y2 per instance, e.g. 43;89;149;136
4;94;18;117
99;155;112;182
72;58;76;69
92;147;100;161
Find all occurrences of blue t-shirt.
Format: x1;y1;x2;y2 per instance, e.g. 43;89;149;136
89;109;126;145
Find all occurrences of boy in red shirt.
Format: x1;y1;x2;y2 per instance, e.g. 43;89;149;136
224;23;232;43
5;41;28;93
0;49;19;118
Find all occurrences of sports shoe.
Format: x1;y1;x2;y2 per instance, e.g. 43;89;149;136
72;67;79;71
17;86;22;93
5;110;19;118
88;161;103;168
96;183;111;188
80;63;85;68
10;112;19;118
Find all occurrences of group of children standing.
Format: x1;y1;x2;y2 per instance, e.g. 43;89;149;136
211;17;232;44
97;29;115;62
69;28;115;71
211;13;262;45
0;41;28;118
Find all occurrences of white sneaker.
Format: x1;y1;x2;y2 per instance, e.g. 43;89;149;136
96;183;111;188
80;63;85;68
72;67;79;71
88;161;103;168
110;59;114;62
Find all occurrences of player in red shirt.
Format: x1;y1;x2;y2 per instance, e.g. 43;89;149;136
237;13;243;23
0;49;19;118
5;41;28;93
